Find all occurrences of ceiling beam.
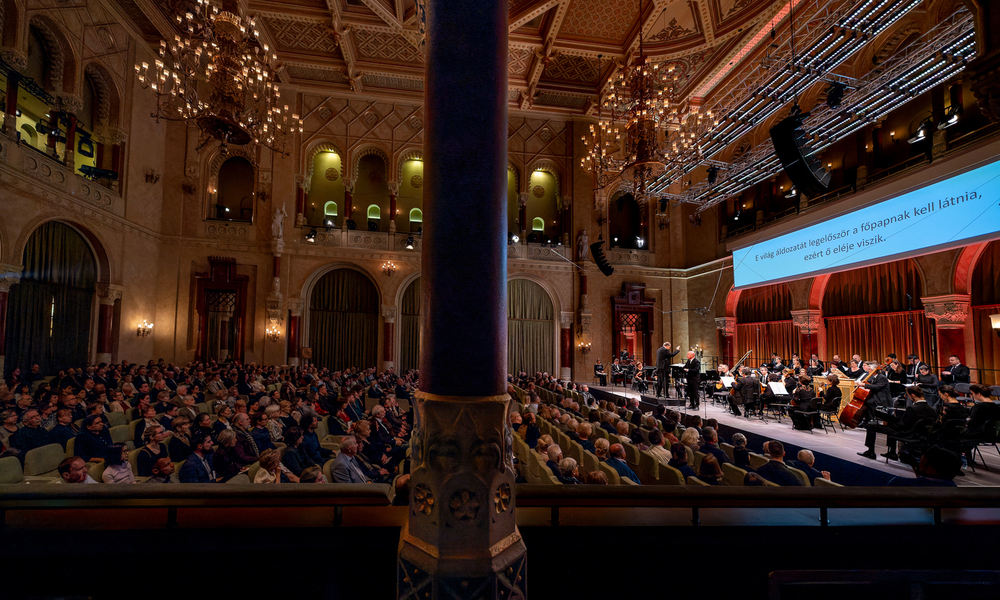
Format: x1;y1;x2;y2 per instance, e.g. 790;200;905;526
510;0;560;32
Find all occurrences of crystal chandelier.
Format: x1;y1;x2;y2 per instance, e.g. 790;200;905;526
583;0;677;202
134;0;302;156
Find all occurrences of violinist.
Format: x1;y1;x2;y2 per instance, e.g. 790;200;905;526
828;355;850;376
788;375;819;431
782;368;798;394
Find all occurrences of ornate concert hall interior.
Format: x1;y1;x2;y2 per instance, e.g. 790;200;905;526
1;0;1000;598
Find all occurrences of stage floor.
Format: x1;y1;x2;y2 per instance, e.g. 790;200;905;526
587;384;1000;487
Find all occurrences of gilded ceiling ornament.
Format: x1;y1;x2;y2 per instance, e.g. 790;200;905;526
325;168;339;181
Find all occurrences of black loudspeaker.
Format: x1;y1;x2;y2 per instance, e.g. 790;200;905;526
590;238;614;277
769;113;831;197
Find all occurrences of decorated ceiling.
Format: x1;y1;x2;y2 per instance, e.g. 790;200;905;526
125;0;796;114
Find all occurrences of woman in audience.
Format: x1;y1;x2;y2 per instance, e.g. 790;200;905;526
680;427;701;452
277;400;297;431
558;457;581;484
213;429;252;481
594;437;610;462
251;411;277;452
254;448;299;484
299;466;324;483
134;405;160;447
193;413;214;443
265;404;285;442
145;457;175;483
584;471;608;484
576;422;596;454
300;415;333;465
131;393;151;420
535;434;553;458
280;426;316;477
667;443;696;481
212;404;234;439
0;410;18;451
732;433;752;471
169;416;193;462
102;443;136;484
518;412;541;448
108;391;130;414
351;420;392;482
136;425;170;477
698;454;724;485
328;398;351;435
614;420;632;445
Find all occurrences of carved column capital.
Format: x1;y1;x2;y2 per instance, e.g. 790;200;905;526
517;192;528;207
381;305;397;323
344;179;356;194
922;294;970;329
93;125;127;145
789;310;823;334
287;298;304;317
54;93;83;115
560;311;574;330
0;49;27;73
715;316;736;336
0;264;23;293
96;283;124;306
265;297;283;324
388;182;399;196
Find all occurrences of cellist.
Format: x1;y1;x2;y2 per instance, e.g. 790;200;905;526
858;360;893;425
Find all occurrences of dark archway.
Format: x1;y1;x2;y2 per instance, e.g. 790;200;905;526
5;222;97;375
309;269;379;370
608;191;643;249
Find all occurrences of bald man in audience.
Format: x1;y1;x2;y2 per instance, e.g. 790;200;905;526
787;449;832;484
606;443;640;484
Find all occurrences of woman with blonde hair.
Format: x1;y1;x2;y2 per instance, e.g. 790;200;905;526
535;434;553;457
594;437;610;461
254;448;299;484
680;427;701;451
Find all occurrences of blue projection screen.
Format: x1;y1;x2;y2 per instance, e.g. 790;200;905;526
732;158;1000;289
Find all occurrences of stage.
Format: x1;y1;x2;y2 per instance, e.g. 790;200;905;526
585;383;1000;487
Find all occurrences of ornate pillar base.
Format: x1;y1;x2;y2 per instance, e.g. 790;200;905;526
398;391;526;599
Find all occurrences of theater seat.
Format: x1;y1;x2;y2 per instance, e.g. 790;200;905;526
749;452;769;470
693;451;706;472
65;436;76;459
107;412;127;428
128;448;142;477
0;456;24;484
226;473;251;484
657;462;685;486
597;461;620;484
621;476;638;485
109;425;130;444
813;477;843;487
322;458;335;483
721;443;735;462
722;463;748;486
23;444;66;478
687;476;710;486
786;465;812;486
87;460;107;482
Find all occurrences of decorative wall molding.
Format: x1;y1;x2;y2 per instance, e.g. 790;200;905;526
789;309;823;334
381;305;397;323
609;249;651;265
715;316;736;336
922;294;970;329
205;222;250;238
96;283;124;305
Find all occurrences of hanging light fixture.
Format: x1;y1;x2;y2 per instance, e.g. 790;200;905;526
583;0;677;203
135;0;302;156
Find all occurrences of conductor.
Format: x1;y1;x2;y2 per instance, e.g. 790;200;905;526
655;342;680;398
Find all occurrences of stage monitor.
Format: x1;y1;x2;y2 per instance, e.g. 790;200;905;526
732;156;1000;289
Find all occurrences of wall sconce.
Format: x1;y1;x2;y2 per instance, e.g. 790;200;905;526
990;314;1000;338
578;342;591;355
265;325;281;342
144;169;160;184
137;320;153;337
382;261;396;276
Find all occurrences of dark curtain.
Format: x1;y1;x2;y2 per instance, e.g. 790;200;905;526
736;283;793;322
825;312;933;367
399;277;421;373
823;259;924;316
972;240;1000;306
5;221;97;376
309;269;379;371
507;279;553;375
972;240;1000;384
736;321;796;367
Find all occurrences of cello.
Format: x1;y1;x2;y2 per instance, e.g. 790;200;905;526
838;358;890;428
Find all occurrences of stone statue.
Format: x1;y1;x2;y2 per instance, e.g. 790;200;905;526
272;203;287;240
577;229;589;261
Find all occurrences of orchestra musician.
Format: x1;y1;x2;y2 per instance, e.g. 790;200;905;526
810;353;825;372
886;360;907;399
844;359;864;380
858;386;937;461
655;342;680;398
828;355;850;375
594;359;607;387
940;355;971;385
730;367;756;417
788;375;819;431
858;360;893;424
818;373;843;413
683;351;701;410
610;359;625;386
905;354;927;383
915;364;940;410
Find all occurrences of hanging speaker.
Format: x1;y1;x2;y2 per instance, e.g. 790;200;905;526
590;238;614;277
769;113;831;197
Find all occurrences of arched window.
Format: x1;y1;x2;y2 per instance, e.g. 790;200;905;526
324;202;338;216
400;277;421;372
609;192;643;249
307;150;345;227
367;204;381;220
507;279;554;374
531;217;544;231
214;157;254;221
409;208;422;223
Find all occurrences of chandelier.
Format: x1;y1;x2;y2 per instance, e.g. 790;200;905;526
582;0;678;202
134;0;302;155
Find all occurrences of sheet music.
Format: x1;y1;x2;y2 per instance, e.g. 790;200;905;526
719;377;735;389
769;381;790;395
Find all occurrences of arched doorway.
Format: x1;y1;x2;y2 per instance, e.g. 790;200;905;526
507;279;554;375
308;268;379;370
5;222;97;375
399;276;421;373
609;191;643;249
736;283;795;367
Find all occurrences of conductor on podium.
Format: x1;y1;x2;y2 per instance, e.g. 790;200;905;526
655;342;679;397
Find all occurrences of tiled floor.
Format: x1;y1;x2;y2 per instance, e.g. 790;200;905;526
589;385;1000;487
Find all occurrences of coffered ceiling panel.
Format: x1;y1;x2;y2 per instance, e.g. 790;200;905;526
354;29;424;64
560;0;639;43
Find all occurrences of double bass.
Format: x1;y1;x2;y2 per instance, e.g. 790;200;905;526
838;357;891;428
727;350;754;396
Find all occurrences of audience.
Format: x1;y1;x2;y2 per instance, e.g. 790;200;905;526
101;443;136;484
755;441;803;486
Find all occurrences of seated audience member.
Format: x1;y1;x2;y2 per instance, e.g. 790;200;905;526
281;426;317;477
10;409;52;457
179;432;221;483
594;438;610;462
331;435;377;484
351;420;394;482
48;408;79;450
102;443;136;484
646;428;670;462
606;443;640;484
169;417;193;462
300;414;333;464
213;429;253;481
251;411;277;453
545;445;565;480
299;466;324;483
134;405;160;447
755;441;803;486
614;420;633;444
687;415;703;437
787;449;832;484
584;471;608;485
232;412;260;461
137;425;170;477
535;434;553;458
743;472;766;486
75;414;112;462
558;457;581;484
697;454;724;485
887;445;963;487
668;443;696;481
576;422;596;454
212;404;235;439
518;412;541;449
159;403;180;431
699;427;731;465
732;433;752;471
680;427;701;452
146;458;175;484
0;410;19;451
254;448;298;484
192;413;214;445
58;456;98;484
177;395;198;421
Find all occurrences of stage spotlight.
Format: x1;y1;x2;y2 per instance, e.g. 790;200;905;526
507;232;519;245
937;105;960;130
404;236;415;250
305;228;317;242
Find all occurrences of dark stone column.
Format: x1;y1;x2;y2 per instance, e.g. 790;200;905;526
400;1;525;598
287;299;302;366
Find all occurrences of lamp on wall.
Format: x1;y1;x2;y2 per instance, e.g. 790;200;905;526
265;325;280;342
137;320;153;337
990;314;1000;338
578;342;591;356
382;261;396;277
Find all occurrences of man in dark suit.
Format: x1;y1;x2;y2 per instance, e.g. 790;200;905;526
786;449;832;484
756;441;803;486
859;386;937;460
331;436;372;483
610;359;625;386
940;355;971;385
860;360;893;414
654;342;680;397
179;432;220;483
729;367;757;416
699;427;731;465
606;444;641;484
905;354;926;383
683;351;701;409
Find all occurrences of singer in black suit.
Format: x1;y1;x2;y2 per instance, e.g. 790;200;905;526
655;342;680;397
940;355;971;385
683;351;701;409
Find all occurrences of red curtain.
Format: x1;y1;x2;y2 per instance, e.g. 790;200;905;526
972;306;1000;385
736;321;796;367
825;311;933;365
823;259;923;316
736;283;792;322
